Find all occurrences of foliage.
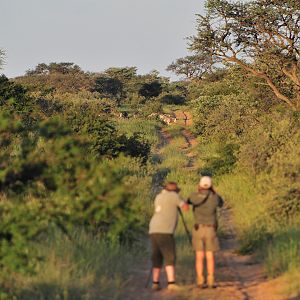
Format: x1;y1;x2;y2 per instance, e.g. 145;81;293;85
16;63;188;115
26;62;82;76
92;76;123;101
167;54;212;79
199;143;238;176
189;0;300;109
4;229;145;299
138;80;162;99
190;64;300;274
192;67;262;141
17;62;93;94
0;76;152;278
264;228;300;277
160;93;186;105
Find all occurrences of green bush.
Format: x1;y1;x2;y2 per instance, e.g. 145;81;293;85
264;228;300;277
199;143;238;176
0;76;148;278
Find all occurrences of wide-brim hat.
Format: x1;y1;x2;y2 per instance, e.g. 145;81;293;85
164;182;180;192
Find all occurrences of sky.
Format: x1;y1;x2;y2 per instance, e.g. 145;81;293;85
0;0;205;80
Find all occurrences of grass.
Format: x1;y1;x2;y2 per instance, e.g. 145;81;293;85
163;124;185;139
264;227;300;277
216;173;272;252
116;118;161;147
216;171;300;298
282;268;300;296
14;229;145;300
175;229;195;285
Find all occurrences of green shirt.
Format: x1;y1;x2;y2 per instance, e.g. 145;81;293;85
187;190;223;225
149;190;184;234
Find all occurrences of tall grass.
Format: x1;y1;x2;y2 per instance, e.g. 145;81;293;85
264;228;300;277
216;174;272;252
15;229;145;300
116;118;161;146
163;125;184;139
217;171;300;294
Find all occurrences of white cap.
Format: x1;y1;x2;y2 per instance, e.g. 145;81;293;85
199;176;212;189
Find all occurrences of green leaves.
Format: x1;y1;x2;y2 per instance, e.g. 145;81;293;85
0;76;147;277
190;0;300;109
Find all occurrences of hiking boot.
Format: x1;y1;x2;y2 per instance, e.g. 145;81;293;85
196;276;207;289
167;283;182;291
207;275;217;289
151;283;161;291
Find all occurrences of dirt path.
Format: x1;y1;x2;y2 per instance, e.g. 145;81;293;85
124;110;292;300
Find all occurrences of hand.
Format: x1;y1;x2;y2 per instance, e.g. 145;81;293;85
182;202;189;212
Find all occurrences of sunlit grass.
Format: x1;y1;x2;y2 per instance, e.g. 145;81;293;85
282;268;300;296
116;118;161;146
163;125;184;139
264;228;300;277
16;229;145;300
217;174;268;237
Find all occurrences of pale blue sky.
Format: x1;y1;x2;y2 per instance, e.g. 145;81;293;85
0;0;205;79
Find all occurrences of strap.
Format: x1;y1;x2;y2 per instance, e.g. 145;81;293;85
192;191;211;211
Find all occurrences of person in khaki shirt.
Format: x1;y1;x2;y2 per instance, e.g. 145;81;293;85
149;182;189;291
187;176;223;289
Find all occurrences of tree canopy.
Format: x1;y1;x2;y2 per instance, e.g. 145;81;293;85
188;0;300;109
26;62;83;75
138;80;162;99
166;54;212;79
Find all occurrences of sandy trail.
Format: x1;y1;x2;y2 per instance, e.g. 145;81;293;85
124;111;291;300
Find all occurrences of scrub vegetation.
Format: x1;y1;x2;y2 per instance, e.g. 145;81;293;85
1;0;300;298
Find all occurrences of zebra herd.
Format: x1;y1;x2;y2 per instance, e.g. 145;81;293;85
148;113;177;125
110;111;178;125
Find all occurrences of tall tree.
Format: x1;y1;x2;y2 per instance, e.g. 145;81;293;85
26;62;82;75
190;0;300;109
167;54;212;79
92;76;123;101
138;80;162;99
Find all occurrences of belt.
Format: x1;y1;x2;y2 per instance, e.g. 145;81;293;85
194;224;216;230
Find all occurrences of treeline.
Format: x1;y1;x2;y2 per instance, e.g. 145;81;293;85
15;62;187;110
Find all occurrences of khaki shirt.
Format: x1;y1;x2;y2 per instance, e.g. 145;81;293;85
188;190;223;225
149;190;184;234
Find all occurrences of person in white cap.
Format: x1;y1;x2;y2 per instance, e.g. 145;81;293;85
187;176;223;288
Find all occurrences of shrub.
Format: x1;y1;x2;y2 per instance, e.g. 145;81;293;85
0;77;147;278
264;228;300;277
